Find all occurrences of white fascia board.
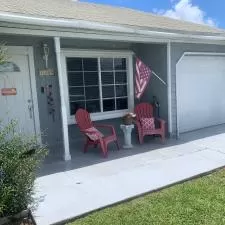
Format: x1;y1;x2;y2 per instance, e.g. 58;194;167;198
0;12;225;43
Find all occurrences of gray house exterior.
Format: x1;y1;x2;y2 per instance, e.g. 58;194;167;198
1;0;225;161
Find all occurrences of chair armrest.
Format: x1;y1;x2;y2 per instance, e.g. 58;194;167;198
81;129;100;135
94;124;116;135
155;118;166;129
81;129;104;140
134;120;142;131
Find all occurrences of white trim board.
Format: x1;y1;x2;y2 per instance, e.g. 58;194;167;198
1;25;225;45
167;42;172;135
1;12;225;44
177;52;225;65
6;46;41;143
61;49;134;124
61;49;134;57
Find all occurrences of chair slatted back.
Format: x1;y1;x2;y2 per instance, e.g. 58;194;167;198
134;103;154;121
75;109;93;130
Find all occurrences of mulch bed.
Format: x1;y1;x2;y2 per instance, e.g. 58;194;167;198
0;210;36;225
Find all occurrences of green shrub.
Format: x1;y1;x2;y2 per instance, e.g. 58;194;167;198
0;120;48;217
0;43;8;64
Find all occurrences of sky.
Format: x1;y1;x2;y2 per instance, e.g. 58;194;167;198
80;0;225;28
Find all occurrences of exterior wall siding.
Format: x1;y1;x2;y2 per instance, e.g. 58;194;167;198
0;34;168;159
133;43;168;125
170;43;225;136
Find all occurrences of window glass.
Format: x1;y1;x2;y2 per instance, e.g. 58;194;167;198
115;72;127;84
103;99;115;111
116;85;127;97
67;57;100;115
116;98;128;110
70;101;85;115
86;100;100;113
102;85;115;98
84;72;99;86
83;58;98;71
67;72;83;86
101;58;113;71
85;87;99;100
101;72;114;84
67;56;129;116
67;58;83;71
114;58;126;70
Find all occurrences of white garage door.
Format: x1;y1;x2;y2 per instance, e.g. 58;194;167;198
176;54;225;133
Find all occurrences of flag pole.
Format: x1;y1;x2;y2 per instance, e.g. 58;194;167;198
152;71;167;86
135;56;167;86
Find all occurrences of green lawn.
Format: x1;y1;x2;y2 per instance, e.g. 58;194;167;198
68;169;225;225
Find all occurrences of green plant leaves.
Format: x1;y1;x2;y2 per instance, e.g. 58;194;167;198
0;120;48;217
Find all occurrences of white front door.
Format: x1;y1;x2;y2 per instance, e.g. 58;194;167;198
176;54;225;133
0;47;39;137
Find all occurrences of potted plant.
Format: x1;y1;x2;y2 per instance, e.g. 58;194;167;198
122;112;136;125
0;120;48;225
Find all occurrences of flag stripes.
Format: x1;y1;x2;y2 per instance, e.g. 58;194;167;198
135;58;151;99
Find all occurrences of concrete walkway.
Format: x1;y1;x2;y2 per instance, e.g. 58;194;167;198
34;131;225;225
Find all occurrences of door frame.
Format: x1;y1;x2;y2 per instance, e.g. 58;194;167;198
7;46;41;143
176;51;225;137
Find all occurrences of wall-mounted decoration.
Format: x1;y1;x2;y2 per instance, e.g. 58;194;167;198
39;68;55;76
1;88;17;96
0;62;20;72
42;43;50;68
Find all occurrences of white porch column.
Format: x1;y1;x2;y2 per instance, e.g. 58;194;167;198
167;41;172;136
54;37;71;161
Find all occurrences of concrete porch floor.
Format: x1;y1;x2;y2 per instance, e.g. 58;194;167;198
34;125;225;225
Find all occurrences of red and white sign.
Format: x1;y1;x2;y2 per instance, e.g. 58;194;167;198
1;88;17;96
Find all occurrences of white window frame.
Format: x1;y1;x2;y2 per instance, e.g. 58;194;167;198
61;49;134;124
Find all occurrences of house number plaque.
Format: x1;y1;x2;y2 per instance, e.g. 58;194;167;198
1;88;17;96
39;69;55;76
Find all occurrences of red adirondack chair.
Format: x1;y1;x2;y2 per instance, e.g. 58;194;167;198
75;109;120;157
134;103;166;144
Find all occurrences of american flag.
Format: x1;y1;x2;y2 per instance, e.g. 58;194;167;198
135;58;151;100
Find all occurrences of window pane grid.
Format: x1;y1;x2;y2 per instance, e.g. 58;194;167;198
69;85;99;88
82;59;86;110
113;59;117;111
98;57;104;113
67;70;98;73
67;56;129;115
98;83;127;86
100;57;128;112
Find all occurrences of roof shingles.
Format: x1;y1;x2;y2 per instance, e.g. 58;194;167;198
0;0;224;35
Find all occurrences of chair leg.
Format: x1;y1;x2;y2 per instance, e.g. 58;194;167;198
115;140;120;150
138;132;144;144
160;133;166;143
83;140;89;153
99;139;108;158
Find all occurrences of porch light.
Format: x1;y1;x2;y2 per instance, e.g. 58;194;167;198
43;43;50;68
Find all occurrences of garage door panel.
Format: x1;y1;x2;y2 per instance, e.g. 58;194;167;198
177;55;225;133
